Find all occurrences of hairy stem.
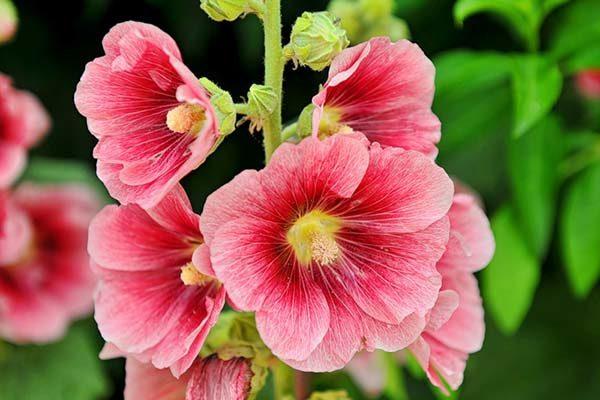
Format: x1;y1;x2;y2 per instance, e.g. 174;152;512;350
262;0;283;163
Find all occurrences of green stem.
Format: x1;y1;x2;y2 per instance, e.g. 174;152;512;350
380;351;409;400
281;122;298;141
272;360;295;399
234;103;250;115
262;0;283;163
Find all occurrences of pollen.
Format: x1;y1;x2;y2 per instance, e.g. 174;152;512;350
166;103;206;136
318;107;353;139
286;210;342;267
180;263;212;286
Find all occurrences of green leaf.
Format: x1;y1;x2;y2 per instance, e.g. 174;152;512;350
508;115;563;257
510;55;562;137
548;0;600;71
483;206;541;334
434;51;512;153
0;323;108;400
453;0;569;51
561;162;600;297
21;157;110;202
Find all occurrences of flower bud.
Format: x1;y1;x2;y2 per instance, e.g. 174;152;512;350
308;390;352;400
0;0;18;44
200;0;251;22
246;84;277;132
296;103;315;139
284;11;349;71
199;77;236;135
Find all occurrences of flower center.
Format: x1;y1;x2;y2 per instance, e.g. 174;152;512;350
318;107;353;140
286;210;342;267
180;263;213;286
166;103;206;136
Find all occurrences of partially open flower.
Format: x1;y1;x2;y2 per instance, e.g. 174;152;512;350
122;356;254;400
202;133;453;371
312;37;440;158
409;189;494;393
0;184;99;343
0;73;50;188
576;69;600;99
88;185;226;377
0;0;17;44
75;21;221;208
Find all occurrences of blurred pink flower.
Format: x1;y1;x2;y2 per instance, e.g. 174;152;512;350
88;185;226;377
75;21;220;208
409;189;494;393
576;69;600;99
122;356;253;400
0;184;99;343
201;133;453;372
0;74;50;188
312;37;440;158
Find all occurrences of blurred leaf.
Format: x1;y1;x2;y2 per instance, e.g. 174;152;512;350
548;0;600;72
0;323;108;400
484;206;541;334
381;352;409;400
508;115;563;257
561;162;600;297
21;157;110;202
453;0;569;51
434;51;512;153
510;55;562;137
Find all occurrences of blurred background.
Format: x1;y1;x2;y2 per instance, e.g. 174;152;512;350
1;0;600;399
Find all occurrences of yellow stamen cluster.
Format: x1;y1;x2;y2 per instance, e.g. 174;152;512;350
166;103;206;136
180;263;212;286
318;106;353;139
286;210;342;267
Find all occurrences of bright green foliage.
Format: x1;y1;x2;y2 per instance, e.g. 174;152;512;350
453;0;570;51
0;323;108;400
561;162;600;297
548;0;600;72
508;115;563;257
284;11;349;71
484;207;541;334
510;55;562;137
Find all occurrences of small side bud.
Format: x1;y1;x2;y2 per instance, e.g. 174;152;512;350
284;11;349;71
296;104;315;139
246;84;277;132
200;77;236;135
0;0;18;44
200;0;254;22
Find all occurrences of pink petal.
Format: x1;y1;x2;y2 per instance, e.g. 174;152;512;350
426;290;459;332
0;141;26;188
124;358;189;400
186;357;253;400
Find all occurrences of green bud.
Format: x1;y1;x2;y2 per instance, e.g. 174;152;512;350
200;0;251;22
284;11;349;71
199;77;236;135
308;390;352;400
0;0;18;44
247;84;277;132
360;0;393;23
387;16;410;41
296;104;315;139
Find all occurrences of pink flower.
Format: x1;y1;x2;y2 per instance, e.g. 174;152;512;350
409;189;494;393
88;185;226;377
312;37;440;158
122;356;253;400
0;74;50;188
0;183;99;343
576;69;600;99
75;21;221;208
201;133;453;372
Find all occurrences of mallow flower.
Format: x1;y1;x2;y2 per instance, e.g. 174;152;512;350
0;184;98;343
88;184;226;377
75;21;221;208
201;133;454;371
576;69;600;99
312;37;441;158
0;73;50;188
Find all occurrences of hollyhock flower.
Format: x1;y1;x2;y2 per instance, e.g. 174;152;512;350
576;69;600;99
409;189;494;393
0;184;99;343
88;185;226;377
122;356;253;400
74;21;221;208
0;73;50;188
0;190;32;266
311;37;440;158
202;133;454;371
